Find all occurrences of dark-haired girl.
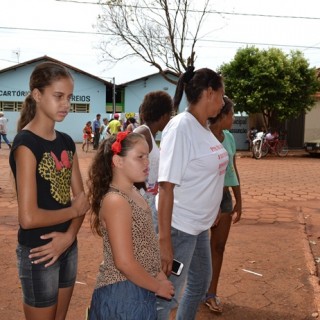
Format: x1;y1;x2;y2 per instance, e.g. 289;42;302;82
205;96;242;313
9;62;89;320
87;132;174;320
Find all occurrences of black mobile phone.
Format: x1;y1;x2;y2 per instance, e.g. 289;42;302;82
171;259;184;276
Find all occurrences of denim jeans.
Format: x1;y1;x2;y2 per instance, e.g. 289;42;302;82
220;188;233;213
0;133;10;146
16;240;78;307
156;227;211;320
90;280;157;320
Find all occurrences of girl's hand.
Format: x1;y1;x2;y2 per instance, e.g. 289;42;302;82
156;270;168;281
155;279;175;300
28;231;74;267
232;202;242;224
71;191;90;217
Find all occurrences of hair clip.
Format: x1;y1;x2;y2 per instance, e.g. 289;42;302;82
111;131;130;155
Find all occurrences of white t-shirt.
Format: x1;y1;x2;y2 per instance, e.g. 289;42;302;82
134;124;160;191
0;116;8;134
158;111;228;235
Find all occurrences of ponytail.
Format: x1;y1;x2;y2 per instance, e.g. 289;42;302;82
173;66;195;111
17;94;36;132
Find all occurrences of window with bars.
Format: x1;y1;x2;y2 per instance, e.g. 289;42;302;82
0;101;90;113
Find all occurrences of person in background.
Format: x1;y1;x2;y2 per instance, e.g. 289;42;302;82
247;126;257;151
265;127;279;146
9;61;89;320
99;118;110;142
107;113;121;135
92;114;101;150
126;117;139;133
0;111;12;149
156;66;227;320
87;132;174;320
205;96;242;313
82;121;93;152
122;118;130;131
134;91;173;232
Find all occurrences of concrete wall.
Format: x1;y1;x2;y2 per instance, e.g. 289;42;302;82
304;100;320;141
123;73;178;114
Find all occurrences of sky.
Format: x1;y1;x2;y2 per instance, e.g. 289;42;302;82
1;0;320;84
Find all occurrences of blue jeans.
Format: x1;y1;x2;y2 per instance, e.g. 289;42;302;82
0;133;10;146
156;227;211;320
220;188;233;213
90;280;157;320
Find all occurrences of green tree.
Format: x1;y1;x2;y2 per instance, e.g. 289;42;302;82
96;0;210;84
219;46;320;128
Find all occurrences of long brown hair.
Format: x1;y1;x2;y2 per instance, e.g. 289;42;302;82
17;62;73;132
87;132;145;236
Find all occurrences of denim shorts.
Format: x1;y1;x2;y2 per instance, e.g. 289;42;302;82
16;240;78;307
220;188;233;213
89;280;157;320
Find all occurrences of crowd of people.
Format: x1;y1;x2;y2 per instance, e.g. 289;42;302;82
8;61;245;320
81;113;138;153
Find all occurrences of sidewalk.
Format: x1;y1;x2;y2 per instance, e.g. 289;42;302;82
0;145;320;319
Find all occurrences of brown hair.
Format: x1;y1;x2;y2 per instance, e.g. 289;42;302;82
208;96;234;125
140;91;173;123
87;132;145;236
17;62;73;132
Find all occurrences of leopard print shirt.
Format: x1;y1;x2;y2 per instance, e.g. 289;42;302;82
95;188;161;288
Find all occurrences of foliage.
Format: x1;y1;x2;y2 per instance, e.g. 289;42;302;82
219;46;320;128
96;0;210;84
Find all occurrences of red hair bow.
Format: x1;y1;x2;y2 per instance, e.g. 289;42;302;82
112;131;130;155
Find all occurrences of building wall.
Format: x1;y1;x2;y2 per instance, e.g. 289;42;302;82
123;74;178;114
304;100;320;141
0;61;108;142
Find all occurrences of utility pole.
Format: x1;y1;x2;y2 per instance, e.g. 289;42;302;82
13;49;20;63
112;77;116;114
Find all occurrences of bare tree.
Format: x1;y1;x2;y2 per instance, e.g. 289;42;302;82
96;0;210;84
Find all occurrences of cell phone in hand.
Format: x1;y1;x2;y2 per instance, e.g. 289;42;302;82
171;259;184;276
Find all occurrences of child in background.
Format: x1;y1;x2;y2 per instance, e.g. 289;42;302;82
82;121;93;152
9;61;89;320
134;91;173;232
99;118;110;142
87;132;174;320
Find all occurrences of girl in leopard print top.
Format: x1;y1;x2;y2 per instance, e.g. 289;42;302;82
87;132;174;320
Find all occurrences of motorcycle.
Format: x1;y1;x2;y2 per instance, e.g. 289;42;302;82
252;132;268;159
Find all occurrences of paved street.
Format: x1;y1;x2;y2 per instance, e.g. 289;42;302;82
0;146;320;319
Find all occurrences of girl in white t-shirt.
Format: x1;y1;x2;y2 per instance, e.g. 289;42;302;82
156;66;227;320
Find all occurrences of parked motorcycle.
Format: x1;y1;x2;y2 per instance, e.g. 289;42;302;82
252;132;268;159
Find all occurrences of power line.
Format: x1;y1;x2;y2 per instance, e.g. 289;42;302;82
1;26;320;50
55;0;320;20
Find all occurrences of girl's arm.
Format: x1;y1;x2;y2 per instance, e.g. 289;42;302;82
231;155;242;224
15;146;87;229
102;193;174;299
158;181;175;276
28;151;89;266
